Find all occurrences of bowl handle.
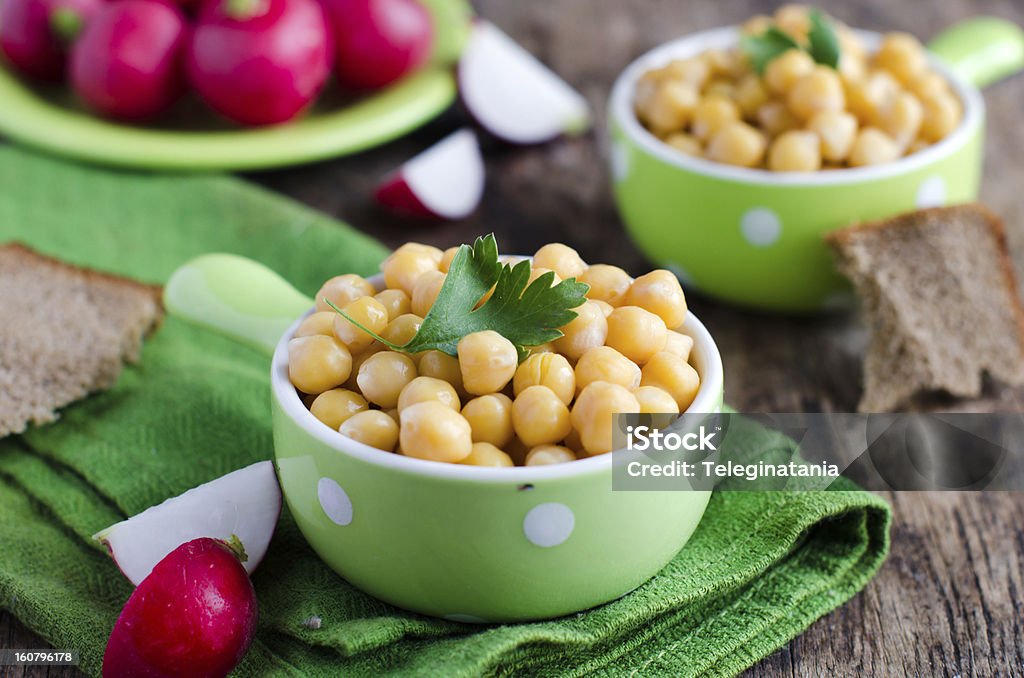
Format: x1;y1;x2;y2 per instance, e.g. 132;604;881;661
928;16;1024;89
164;254;312;357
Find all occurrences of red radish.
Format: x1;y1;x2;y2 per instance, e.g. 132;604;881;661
375;128;484;220
94;461;281;586
102;538;258;678
186;0;332;126
458;20;591;145
0;0;102;80
322;0;433;90
69;0;186;120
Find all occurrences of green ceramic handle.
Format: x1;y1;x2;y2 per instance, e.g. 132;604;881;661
928;17;1024;89
164;254;313;357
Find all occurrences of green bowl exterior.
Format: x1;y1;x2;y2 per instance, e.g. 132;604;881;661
273;393;719;622
609;118;984;312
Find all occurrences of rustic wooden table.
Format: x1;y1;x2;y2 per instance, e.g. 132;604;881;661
4;1;1023;676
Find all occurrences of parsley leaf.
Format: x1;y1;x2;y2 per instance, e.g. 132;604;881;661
739;9;842;73
807;10;840;69
327;234;590;362
740;26;800;74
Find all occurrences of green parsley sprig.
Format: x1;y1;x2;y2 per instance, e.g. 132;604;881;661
741;8;841;74
327;234;590;362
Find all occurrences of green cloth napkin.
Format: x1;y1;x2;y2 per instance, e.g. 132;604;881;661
0;146;891;677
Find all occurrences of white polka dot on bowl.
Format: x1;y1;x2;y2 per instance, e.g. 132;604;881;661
916;176;947;209
523;502;575;547
317;477;353;526
740;207;782;247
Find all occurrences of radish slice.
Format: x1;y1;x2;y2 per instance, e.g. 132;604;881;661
458;20;591;144
94;461;281;586
375;128;485;220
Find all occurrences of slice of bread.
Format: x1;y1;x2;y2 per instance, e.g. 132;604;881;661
0;244;164;437
827;204;1024;412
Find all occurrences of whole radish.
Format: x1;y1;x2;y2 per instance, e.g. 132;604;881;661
322;0;433;90
0;0;102;80
102;537;258;678
70;0;187;120
186;0;333;126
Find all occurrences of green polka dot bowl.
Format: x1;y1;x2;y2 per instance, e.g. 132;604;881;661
164;254;724;623
608;20;1024;312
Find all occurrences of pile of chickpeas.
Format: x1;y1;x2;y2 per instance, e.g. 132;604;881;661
634;5;962;171
287;242;700;467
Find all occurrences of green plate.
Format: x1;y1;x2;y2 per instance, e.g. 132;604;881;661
0;0;470;171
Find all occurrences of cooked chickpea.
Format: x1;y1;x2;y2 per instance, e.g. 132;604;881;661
339;410;399;452
288;335;352;394
691;95;740;141
294;311;336;338
919;92;961;142
664;57;709;89
461;393;513;447
764;49;815;95
807;110;858;162
461;442;514;467
417;350;466;396
333;296;388;354
309;388;368;429
768;130;822;172
634;385;680;415
774;4;811;41
527;267;562;287
411;270;446;317
525;445;576;466
787;66;845;120
848;127;901;166
380;313;423;347
663;330;694;361
642;80;699;135
533;243;587;279
664;133;702;156
344;342;384;390
529;342;556;355
439;246;460;273
457;330;518;395
513;352;575;405
605;306;668;364
399;401;472;463
734;73;769;119
384;408;400;424
641;352;701;411
845;70;900;123
397;376;460;413
579;264;632;306
553;301;608;360
908;70;948;100
707;121;767;167
874;32;927;84
314;274;374;312
740;14;772;37
373;288;410;321
512;385;572;448
756;100;800;138
571;381;640;455
591;299;614;318
575;346;642;393
878;91;923;147
356;351;417;408
703;78;735;100
703;48;743;77
624;270;688;329
382;248;439;296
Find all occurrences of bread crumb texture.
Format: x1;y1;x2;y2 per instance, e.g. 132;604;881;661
827;205;1024;412
0;244;163;436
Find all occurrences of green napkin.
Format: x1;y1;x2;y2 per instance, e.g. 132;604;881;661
0;146;890;677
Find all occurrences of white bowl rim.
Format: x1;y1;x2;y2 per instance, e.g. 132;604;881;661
608;26;985;187
271;273;724;483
